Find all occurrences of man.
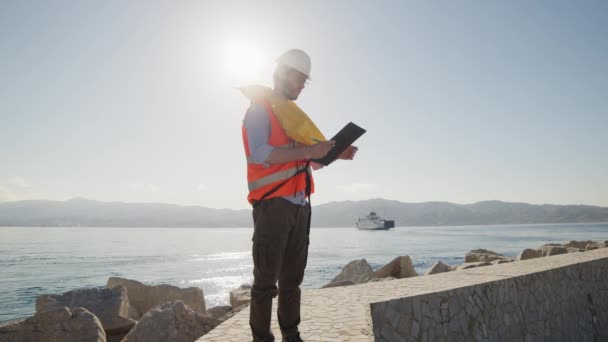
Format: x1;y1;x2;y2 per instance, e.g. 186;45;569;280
242;49;357;342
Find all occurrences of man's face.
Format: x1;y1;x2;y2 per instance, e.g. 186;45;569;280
281;69;308;101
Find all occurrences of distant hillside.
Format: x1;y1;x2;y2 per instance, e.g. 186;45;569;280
312;199;608;227
0;198;251;228
0;198;607;228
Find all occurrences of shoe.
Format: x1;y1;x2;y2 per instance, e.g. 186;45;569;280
251;334;275;342
282;333;304;342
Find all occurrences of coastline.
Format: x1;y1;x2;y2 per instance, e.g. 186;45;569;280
2;238;607;341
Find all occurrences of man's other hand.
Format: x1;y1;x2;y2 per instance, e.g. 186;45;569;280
338;145;358;160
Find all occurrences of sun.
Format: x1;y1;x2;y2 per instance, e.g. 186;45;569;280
223;40;266;86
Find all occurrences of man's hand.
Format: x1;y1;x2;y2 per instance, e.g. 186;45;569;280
338;145;358;160
305;140;336;159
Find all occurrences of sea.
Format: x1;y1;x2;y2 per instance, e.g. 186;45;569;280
1;223;607;323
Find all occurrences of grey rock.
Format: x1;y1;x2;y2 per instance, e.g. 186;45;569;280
491;259;513;265
122;300;219;342
425;261;453;275
36;286;136;336
517;248;543;260
229;284;251;308
564;240;595;249
330;259;375;284
373;256;418;279
107;332;128;342
538;245;568;256
455;262;492;270
0;306;106;342
206;305;232;320
586;242;607;250
107;277;206;319
465;249;512;263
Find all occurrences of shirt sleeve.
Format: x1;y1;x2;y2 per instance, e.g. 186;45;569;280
243;103;274;166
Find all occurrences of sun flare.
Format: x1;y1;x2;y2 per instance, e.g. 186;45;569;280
223;40;266;86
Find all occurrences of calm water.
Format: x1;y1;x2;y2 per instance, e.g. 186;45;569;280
1;223;607;323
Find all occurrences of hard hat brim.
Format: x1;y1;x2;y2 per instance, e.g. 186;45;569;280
276;62;311;80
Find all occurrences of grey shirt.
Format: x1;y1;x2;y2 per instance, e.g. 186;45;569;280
244;103;307;206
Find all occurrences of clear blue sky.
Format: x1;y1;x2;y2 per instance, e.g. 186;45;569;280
1;1;607;209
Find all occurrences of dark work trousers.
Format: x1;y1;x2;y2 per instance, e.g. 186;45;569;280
250;197;310;342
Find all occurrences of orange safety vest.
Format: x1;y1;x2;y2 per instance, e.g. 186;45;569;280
242;100;315;204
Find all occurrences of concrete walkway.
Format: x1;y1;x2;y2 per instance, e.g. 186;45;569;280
198;285;376;342
198;248;608;342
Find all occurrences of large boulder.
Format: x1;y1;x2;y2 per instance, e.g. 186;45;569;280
0;306;106;342
122;300;219;342
329;259;374;285
107;277;206;319
36;286;136;336
229;284;251;308
465;249;512;263
586;242;607;250
373;256;417;279
455;262;491;270
538;244;568;256
424;261;453;275
564;240;595;249
566;247;584;253
206;306;232;320
517;248;543;260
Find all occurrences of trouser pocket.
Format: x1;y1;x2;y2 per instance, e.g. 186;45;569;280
253;240;274;276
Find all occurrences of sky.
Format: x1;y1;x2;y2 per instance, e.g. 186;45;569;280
1;0;607;209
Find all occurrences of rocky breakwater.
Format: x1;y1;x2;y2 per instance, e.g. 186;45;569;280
0;277;249;342
321;239;608;288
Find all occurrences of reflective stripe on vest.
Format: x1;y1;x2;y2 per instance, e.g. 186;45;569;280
247;164;308;191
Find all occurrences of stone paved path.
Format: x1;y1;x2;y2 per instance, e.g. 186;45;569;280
198;248;608;342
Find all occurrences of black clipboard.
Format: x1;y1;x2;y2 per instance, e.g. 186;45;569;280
311;122;366;166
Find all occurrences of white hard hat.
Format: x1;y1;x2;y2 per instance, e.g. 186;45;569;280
276;49;311;79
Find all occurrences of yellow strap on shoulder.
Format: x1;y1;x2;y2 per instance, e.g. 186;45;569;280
240;85;326;146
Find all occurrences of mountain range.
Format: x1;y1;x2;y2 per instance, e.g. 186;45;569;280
1;198;607;228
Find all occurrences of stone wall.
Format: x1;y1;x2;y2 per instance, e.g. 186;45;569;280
370;249;608;341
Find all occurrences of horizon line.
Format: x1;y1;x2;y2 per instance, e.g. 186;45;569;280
1;196;607;210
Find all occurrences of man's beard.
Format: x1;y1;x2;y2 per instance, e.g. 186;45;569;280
277;81;300;101
286;91;299;101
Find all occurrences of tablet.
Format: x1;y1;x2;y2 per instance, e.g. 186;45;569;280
312;122;366;166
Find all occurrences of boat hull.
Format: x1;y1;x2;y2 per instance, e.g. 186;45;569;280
355;221;392;230
356;225;391;230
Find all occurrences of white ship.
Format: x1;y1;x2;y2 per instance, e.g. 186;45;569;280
355;212;395;230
